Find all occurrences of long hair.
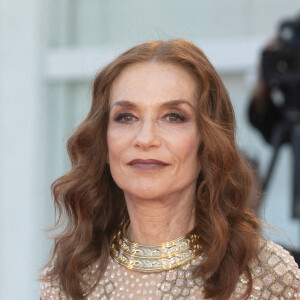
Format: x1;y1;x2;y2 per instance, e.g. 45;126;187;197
42;39;260;299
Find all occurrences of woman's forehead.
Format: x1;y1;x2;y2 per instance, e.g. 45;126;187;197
109;61;198;108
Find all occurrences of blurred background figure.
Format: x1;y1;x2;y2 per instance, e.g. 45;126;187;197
249;15;300;220
1;1;300;299
248;14;300;264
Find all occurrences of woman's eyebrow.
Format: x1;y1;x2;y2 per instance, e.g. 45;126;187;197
161;100;196;111
111;100;137;109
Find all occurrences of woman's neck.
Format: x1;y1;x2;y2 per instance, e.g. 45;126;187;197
124;189;195;245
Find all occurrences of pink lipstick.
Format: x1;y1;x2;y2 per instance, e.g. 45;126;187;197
127;159;169;170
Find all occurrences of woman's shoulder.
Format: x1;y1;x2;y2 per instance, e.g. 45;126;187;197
254;239;300;278
40;261;98;300
245;239;300;299
40;264;68;300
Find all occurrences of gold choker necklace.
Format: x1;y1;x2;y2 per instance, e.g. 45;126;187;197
110;220;201;272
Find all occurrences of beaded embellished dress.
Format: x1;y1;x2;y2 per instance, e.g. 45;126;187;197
41;240;300;300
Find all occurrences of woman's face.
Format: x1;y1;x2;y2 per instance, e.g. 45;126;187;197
107;62;201;200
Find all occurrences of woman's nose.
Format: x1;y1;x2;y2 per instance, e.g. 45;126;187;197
134;120;161;149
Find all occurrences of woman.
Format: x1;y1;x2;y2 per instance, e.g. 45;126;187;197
40;39;300;299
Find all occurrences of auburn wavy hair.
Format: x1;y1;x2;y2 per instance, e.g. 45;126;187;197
42;39;261;299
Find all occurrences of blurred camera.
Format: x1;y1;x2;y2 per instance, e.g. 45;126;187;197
262;18;300;87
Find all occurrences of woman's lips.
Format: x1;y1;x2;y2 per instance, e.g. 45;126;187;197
127;159;170;170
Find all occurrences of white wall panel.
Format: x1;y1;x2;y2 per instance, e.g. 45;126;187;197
0;0;48;299
48;0;300;46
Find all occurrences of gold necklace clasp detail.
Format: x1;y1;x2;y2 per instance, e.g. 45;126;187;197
110;220;201;272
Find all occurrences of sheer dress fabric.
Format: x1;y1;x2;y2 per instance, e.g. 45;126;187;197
40;240;300;299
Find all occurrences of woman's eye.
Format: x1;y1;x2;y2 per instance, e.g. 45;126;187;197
165;113;186;122
115;113;137;123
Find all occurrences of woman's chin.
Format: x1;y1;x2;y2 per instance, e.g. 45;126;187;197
123;186;170;201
